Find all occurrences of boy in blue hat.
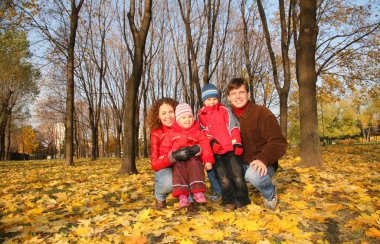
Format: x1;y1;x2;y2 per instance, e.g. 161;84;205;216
197;84;251;210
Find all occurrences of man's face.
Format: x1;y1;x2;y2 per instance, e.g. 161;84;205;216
227;85;249;108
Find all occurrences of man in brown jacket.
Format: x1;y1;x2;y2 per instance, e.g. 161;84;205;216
227;78;288;209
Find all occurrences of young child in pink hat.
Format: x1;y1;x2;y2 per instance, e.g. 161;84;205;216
159;103;215;208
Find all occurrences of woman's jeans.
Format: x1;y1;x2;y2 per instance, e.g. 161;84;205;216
243;163;276;200
154;168;172;201
154;167;194;202
214;152;251;207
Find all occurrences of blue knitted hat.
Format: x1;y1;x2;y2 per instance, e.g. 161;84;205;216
201;84;220;102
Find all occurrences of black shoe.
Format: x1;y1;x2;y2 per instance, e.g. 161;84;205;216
187;202;199;212
225;203;236;211
236;198;251;209
155;199;166;210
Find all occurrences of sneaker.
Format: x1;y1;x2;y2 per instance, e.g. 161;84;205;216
193;192;207;203
179;195;190;208
235;199;251;209
209;193;221;202
263;189;278;209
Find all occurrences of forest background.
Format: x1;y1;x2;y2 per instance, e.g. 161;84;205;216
0;0;379;167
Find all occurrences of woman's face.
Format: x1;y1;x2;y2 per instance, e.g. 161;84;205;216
158;103;175;127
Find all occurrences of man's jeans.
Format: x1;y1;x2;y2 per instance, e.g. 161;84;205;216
154;168;172;201
243;164;276;200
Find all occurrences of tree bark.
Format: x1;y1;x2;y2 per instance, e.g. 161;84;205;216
119;0;152;174
0;91;13;160
65;0;84;166
257;0;291;139
177;0;203;109
278;0;292;139
296;0;323;168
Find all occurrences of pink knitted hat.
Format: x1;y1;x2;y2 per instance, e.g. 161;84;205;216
175;103;193;122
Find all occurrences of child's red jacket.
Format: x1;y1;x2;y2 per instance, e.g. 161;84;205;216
159;120;215;164
197;103;242;154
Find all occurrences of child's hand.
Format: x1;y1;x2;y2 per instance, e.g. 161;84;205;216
204;162;212;171
210;139;223;154
233;143;244;156
171;148;195;161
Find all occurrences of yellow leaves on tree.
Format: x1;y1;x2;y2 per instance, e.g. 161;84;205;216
18;125;39;154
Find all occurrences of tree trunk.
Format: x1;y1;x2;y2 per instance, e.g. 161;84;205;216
90;125;98;160
0;91;12;161
278;0;292;139
257;0;291;139
119;0;152;174
142;78;149;158
5;113;11;160
121;74;139;174
279;91;288;139
296;0;323;168
116;124;122;158
135;103;140;160
65;0;84;166
178;0;202;108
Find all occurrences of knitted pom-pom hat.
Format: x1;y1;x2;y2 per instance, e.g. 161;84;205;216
175;103;193;122
201;83;220;102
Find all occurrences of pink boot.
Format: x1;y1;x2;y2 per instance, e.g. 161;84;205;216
179;195;190;208
193;192;207;203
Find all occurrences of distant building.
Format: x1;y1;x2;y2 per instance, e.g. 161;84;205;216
54;123;65;158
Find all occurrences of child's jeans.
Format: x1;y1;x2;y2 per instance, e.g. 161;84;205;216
214;152;251;207
206;168;222;195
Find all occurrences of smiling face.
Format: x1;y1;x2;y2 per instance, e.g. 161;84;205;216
227;85;249;108
177;114;194;129
204;97;219;107
158;103;175;127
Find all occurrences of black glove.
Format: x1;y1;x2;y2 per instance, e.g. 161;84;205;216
188;145;201;155
172;147;195;161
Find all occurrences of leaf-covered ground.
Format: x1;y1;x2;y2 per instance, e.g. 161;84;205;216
0;144;379;243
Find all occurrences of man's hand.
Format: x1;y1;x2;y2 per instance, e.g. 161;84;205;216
249;160;267;176
204;162;212;171
171;148;195;161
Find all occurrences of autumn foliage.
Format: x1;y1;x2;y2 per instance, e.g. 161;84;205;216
0;144;379;243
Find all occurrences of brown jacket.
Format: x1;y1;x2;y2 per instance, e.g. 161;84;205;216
233;101;288;167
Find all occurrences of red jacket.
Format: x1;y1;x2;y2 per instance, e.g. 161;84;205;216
159;120;215;164
197;103;242;154
150;125;173;171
